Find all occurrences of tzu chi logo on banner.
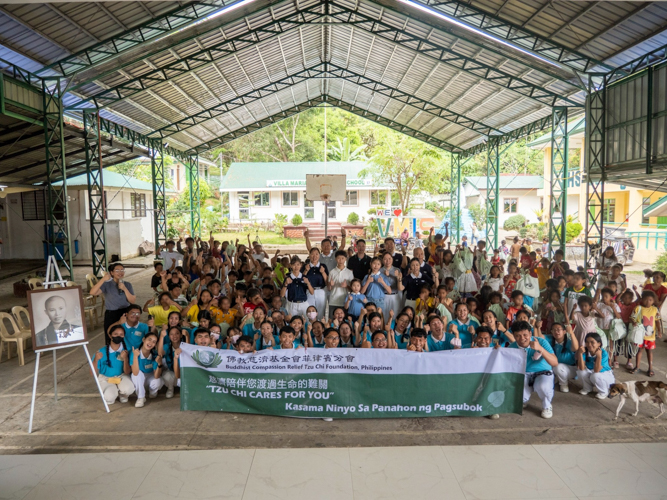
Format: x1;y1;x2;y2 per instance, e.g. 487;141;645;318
373;208;435;238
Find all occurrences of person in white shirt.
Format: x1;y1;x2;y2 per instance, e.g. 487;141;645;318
160;240;182;271
328;250;354;319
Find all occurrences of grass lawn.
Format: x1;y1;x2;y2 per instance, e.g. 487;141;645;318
211;231;300;246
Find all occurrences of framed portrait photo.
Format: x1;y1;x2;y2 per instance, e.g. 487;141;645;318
27;286;88;351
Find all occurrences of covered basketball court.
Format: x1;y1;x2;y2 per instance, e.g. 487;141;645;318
1;0;667;277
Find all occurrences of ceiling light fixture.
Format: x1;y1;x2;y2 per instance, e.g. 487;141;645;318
397;0;563;69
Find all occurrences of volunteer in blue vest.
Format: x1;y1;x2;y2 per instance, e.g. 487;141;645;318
549;321;580;393
427;316;460;351
509;320;558;419
304;247;328;320
130;331;164;408
380;252;405;323
576;332;615;399
281;257;314;318
158;326;184;397
109;304;154;351
361;257;391;317
93;325;134;405
446;302;478;348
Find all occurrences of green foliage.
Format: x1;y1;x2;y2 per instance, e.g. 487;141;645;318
107;158;175;189
209;108;367;165
468;204;487;227
367;207;378;216
503;214;527;231
291;214;303;226
347;212;360;225
566;222;583;243
655;252;667;275
273;213;288;235
365;218;379;239
361;128;444;212
424;201;449;219
329;137;367;161
519;227;528;238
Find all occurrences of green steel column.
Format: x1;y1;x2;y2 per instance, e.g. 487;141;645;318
83;110;107;276
151;140;167;248
188;155;201;237
584;74;606;278
646;65;654;175
549;107;569;254
450;153;461;244
486;137;500;250
42;77;73;275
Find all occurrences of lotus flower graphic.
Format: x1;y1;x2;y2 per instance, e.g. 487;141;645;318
192;350;222;368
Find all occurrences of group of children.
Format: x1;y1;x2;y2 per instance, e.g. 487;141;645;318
93;230;666;419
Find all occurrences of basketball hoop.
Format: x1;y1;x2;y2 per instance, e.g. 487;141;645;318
306;175;346;238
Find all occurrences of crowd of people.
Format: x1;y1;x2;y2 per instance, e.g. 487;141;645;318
91;227;666;419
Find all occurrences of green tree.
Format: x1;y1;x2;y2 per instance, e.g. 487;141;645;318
360;129;444;212
329;137;367;161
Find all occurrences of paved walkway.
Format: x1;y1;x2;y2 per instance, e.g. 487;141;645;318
3;443;667;500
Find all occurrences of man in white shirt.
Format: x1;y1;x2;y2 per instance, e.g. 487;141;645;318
328;250;354;320
159;240;182;271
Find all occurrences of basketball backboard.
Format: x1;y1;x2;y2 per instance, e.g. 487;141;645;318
306;174;346;201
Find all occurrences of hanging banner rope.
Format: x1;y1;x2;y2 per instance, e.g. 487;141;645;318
179;344;526;418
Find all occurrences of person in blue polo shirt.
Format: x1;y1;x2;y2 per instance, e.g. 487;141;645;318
576;332;615;399
158;326;185;398
427;316;460;351
93;325;134;405
129;331;164;408
304;248;328;320
281;257;314;318
446;302;478;348
361;257;392;314
509;320;558;419
111;304;152;351
547;319;580;393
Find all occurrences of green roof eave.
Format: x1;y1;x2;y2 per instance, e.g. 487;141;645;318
644;195;667;218
526;117;586;148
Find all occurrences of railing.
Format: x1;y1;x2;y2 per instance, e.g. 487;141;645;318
625;231;667;251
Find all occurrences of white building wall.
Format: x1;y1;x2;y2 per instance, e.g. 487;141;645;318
0;188;156;263
472;189;543;226
225;189;391;224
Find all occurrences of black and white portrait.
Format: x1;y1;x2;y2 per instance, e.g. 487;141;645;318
28;286;87;350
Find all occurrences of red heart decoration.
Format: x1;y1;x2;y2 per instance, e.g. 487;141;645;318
393;209;402;217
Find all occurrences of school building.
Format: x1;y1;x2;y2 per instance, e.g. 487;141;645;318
529;117;667;263
219;161;397;226
462;175;546;227
0;171;175;263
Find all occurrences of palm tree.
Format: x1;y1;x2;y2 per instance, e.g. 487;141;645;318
329;137;367;161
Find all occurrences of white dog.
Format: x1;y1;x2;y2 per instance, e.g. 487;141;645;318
608;381;667;419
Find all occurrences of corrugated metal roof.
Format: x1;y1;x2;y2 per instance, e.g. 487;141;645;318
53;170;175;193
464;175;544;190
0;0;665;161
220;161;390;190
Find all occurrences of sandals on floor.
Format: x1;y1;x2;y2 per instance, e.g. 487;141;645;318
630;367;639;375
648;370;655;377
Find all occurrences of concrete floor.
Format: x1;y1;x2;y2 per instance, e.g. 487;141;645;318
4;444;667;500
1;263;667;455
